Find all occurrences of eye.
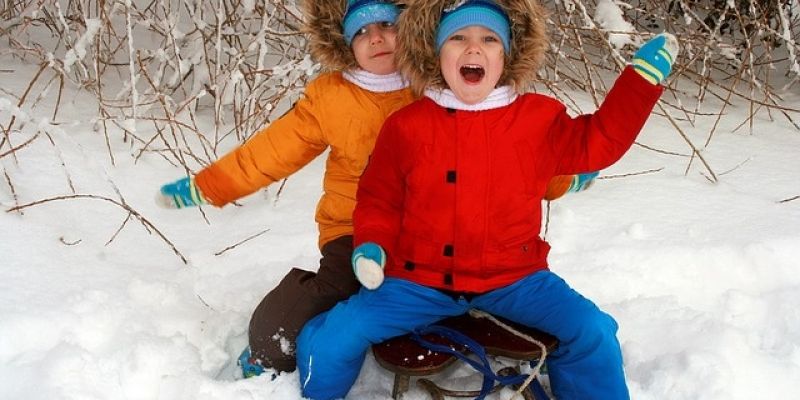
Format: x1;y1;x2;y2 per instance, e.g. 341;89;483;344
380;21;396;29
449;34;465;41
354;26;368;37
483;35;499;43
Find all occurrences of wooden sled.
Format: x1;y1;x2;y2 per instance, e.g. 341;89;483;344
372;313;559;399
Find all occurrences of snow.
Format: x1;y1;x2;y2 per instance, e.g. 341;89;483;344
63;18;102;73
2;53;800;400
593;0;635;49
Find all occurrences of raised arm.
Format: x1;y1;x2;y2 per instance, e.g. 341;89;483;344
548;34;678;175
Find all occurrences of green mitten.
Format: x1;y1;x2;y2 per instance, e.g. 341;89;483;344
156;177;207;209
633;33;679;85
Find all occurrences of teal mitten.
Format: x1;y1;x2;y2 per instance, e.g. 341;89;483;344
157;177;207;209
568;171;600;193
352;242;386;290
633;33;679;85
238;346;265;379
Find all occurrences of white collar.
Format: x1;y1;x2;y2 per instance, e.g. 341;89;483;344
342;69;408;92
424;86;518;111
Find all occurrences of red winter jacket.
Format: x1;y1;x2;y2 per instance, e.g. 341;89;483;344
354;67;663;293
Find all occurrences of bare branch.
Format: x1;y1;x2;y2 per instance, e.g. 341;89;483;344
214;228;271;256
600;168;666;179
778;195;799;203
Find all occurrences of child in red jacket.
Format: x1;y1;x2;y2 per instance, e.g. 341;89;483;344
296;0;678;399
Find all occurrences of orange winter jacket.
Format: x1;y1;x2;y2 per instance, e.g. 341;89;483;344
195;72;415;247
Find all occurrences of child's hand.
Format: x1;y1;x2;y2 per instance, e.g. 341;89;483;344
543;171;599;201
569;171;599;193
633;33;679;85
352;242;386;290
156;177;208;209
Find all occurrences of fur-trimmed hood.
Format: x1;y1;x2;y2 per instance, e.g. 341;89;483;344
397;0;548;96
302;0;352;71
302;0;405;72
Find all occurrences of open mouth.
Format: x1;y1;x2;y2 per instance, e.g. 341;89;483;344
460;65;485;83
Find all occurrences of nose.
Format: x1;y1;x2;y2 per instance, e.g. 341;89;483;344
465;38;482;54
366;26;385;46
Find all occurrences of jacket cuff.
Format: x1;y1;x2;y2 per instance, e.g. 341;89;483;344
194;164;238;207
620;65;664;101
354;231;395;257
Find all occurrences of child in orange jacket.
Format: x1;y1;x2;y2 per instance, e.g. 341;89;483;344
157;0;413;376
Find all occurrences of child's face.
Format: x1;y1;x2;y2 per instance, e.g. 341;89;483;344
351;22;399;75
439;26;505;105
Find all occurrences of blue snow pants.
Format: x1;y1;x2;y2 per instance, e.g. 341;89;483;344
296;271;629;400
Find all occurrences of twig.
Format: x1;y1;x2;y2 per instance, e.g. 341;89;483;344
196;294;215;311
214;228;270;256
0;132;39;159
2;166;20;213
273;178;288;206
105;212;133;246
2;62;47;164
600;168;665;179
718;157;752;176
41;129;75;194
52;70;64;122
59;236;82;246
542;200;551;240
634;142;690;157
778;195;800;204
655;101;718;182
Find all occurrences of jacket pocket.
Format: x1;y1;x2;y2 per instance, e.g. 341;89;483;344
484;228;544;270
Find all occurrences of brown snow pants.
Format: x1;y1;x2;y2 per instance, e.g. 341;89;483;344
248;235;360;372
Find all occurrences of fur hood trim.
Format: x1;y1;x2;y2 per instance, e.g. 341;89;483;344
397;0;548;96
302;0;352;71
302;0;404;72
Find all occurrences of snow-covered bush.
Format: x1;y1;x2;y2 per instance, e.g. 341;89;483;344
1;0;798;171
544;0;798;108
1;0;315;170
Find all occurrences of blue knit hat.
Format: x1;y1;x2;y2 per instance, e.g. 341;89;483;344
342;0;401;46
435;0;511;54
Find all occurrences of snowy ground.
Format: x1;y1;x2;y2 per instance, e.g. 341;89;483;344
1;52;799;400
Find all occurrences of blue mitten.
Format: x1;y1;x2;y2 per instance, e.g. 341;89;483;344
352;242;386;290
568;171;599;193
156;177;207;209
633;33;679;85
238;346;265;379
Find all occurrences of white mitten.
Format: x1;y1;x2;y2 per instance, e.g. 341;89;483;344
352;242;386;290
